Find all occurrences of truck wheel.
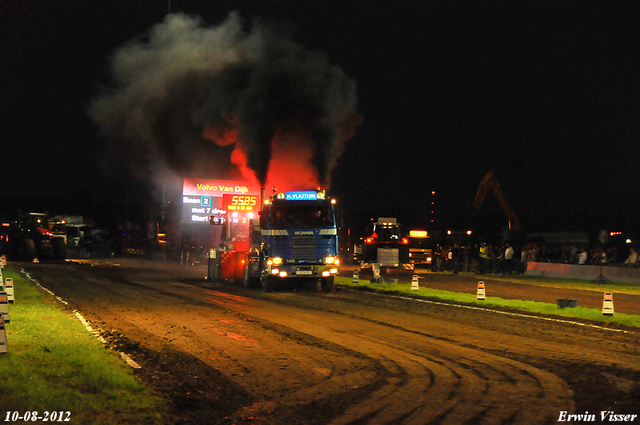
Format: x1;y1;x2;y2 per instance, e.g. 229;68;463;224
20;239;37;261
52;238;67;260
260;274;273;292
242;260;255;289
321;275;334;293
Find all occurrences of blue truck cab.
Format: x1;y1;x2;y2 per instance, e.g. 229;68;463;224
243;189;340;292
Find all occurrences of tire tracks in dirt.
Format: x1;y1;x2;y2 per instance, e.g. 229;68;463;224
20;261;640;425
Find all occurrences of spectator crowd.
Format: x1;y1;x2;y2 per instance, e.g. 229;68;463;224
431;242;640;275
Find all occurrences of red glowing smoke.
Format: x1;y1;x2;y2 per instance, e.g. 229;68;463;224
89;13;360;192
204;124;321;191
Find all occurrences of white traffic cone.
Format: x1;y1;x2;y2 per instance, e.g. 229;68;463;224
602;292;614;316
352;270;359;284
0;293;9;323
4;278;14;304
0;316;7;354
372;263;382;283
411;275;420;291
477;281;486;300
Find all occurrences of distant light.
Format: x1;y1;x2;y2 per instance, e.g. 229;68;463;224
467;230;473;235
626;239;632;244
409;230;428;238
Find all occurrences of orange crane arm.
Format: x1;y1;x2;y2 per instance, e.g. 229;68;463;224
472;171;522;230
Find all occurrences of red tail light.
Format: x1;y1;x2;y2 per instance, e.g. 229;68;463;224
401;238;409;245
365;237;375;244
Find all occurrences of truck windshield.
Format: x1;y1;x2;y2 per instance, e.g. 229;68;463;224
268;204;334;229
372;224;400;242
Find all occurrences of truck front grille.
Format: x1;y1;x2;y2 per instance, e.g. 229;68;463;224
292;236;316;261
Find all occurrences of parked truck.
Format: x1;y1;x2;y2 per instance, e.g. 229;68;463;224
356;217;411;269
406;229;434;266
238;189;340;292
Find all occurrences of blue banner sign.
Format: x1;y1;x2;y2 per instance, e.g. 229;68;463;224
286;191;321;200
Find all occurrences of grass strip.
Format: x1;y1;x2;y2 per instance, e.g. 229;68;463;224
470;273;640;295
0;266;167;424
336;276;640;328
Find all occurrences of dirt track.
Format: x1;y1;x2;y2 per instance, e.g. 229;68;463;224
17;260;640;425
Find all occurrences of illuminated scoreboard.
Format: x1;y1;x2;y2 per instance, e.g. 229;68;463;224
223;194;259;211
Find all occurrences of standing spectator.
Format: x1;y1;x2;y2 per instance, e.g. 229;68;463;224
478;243;489;274
471;243;480;273
602;248;612;265
488;245;495;274
589;249;600;265
452;244;461;274
504;243;514;274
432;244;442;272
569;245;579;264
578;248;588;265
443;246;451;271
495;245;504;275
435;245;445;272
560;245;570;263
610;246;621;265
624;247;638;267
490;245;500;275
521;246;528;273
539;244;550;261
531;245;540;262
463;245;471;272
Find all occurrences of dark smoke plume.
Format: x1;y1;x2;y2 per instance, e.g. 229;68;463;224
88;12;360;188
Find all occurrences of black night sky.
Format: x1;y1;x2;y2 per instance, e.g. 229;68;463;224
2;0;640;239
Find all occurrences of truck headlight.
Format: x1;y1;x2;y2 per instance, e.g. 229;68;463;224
324;256;336;264
272;257;283;266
